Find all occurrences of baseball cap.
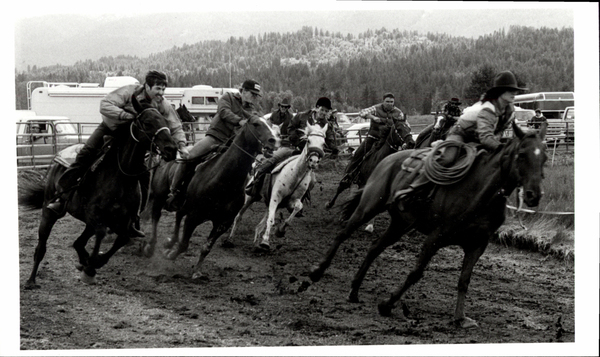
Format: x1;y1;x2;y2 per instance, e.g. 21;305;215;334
242;79;262;97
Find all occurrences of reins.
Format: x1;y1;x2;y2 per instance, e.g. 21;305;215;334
116;110;172;177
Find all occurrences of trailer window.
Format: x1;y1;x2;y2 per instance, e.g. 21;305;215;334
206;97;218;104
191;97;205;105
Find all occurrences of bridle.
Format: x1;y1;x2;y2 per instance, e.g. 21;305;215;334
231;118;274;160
117;107;172;177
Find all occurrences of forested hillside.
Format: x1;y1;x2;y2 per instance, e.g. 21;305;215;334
15;25;573;114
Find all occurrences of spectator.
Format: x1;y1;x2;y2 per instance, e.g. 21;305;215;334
527;109;547;129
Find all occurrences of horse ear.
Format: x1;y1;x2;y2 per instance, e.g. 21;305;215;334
132;95;143;114
512;121;525;139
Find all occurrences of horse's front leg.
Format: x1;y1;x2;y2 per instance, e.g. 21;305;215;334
454;238;488;328
164;210;184;250
258;197;280;250
275;198;303;238
142;194;165;257
76;226;107;285
223;194;254;248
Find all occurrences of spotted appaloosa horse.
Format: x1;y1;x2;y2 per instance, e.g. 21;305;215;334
227;123;328;250
309;122;547;328
19;96;178;288
142;116;280;279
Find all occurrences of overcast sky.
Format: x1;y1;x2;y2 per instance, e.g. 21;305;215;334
13;2;576;70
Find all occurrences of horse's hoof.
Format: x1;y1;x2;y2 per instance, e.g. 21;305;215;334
163;249;178;260
258;242;271;251
308;267;323;283
163;240;176;250
297;280;311;293
378;301;394;316
324;202;332;210
142;243;155;258
221;240;235;249
191;272;209;282
347;291;361;303
456;317;479;329
274;227;286;238
75;264;84;271
24;281;41;290
364;224;374;233
79;271;97;285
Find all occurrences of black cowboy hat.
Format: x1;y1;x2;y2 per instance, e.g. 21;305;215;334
315;97;332;110
491;71;528;91
449;97;461;105
279;98;291;107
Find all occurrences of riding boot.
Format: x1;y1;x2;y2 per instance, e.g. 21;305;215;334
393;172;431;211
165;161;188;212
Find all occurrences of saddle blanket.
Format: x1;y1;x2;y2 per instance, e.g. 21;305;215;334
53;144;84;168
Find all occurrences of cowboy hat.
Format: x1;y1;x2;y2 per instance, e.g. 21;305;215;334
492;71;528;91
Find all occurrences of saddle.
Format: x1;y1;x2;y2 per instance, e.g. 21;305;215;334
389;141;479;205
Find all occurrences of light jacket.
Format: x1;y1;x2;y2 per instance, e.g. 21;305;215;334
449;100;514;150
99;84;186;145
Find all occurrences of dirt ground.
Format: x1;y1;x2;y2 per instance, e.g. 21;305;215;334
16;158;575;353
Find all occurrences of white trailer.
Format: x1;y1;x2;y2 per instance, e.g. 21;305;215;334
28;77;239;133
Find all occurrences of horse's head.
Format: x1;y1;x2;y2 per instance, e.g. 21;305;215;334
246;115;281;152
303;123;328;169
176;104;196;123
131;96;178;162
508;121;547;207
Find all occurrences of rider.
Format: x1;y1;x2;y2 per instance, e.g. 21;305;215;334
245;97;334;200
165;79;263;211
47;71;189;236
415;97;462;148
344;92;410;177
396;70;528;201
270;97;294;146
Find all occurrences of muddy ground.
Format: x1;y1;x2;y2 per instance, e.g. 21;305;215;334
15;158;575;353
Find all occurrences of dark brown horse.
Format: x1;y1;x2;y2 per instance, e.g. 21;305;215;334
19;97;178;288
309;122;547;328
325;121;414;210
141;117;280;279
414;113;458;149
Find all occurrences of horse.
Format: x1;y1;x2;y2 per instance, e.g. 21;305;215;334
326;121;414;210
141;116;280;279
308;122;547;328
414;113;458;149
326;121;414;233
18;97;179;288
176;104;197;142
226;123;329;251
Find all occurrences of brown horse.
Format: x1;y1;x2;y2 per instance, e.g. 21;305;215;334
309;122;547;328
414;113;458;149
141;117;280;279
18;97;178;288
325;121;414;210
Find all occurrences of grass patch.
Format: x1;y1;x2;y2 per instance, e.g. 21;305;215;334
497;150;574;262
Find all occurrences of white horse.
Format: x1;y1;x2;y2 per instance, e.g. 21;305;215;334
227;123;328;250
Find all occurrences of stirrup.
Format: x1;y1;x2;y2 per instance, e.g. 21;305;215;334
47;198;64;214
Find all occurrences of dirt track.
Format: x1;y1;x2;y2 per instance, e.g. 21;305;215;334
17;159;574;351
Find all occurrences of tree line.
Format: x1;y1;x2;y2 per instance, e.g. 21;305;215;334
15;25;574;115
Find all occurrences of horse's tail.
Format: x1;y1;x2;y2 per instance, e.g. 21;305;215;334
339;188;364;222
18;174;47;211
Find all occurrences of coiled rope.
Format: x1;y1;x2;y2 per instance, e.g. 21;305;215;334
423;140;478;185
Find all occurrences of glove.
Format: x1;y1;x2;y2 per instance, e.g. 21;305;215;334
178;145;190;159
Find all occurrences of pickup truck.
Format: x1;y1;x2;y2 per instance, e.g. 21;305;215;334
16;114;89;169
545;106;574;143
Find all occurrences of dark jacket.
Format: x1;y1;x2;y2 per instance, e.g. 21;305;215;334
270;108;294;136
288;109;338;151
359;104;406;140
206;92;258;143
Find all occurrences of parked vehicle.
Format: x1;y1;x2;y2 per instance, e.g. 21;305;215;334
16;114;89;169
